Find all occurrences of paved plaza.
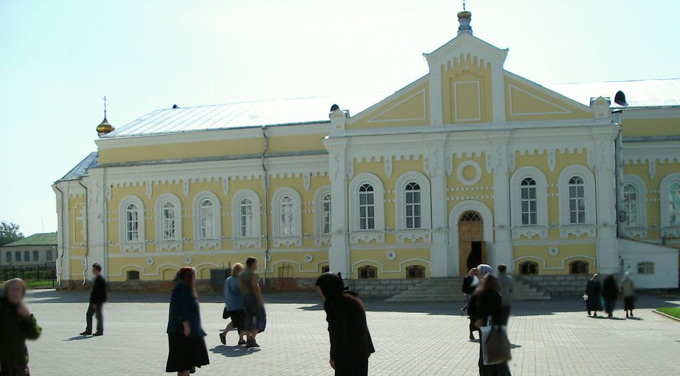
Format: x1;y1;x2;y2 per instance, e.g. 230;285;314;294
24;289;680;375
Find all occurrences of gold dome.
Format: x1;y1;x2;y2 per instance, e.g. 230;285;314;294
96;117;115;135
457;10;471;19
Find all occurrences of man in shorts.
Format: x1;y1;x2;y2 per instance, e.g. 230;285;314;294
239;257;266;348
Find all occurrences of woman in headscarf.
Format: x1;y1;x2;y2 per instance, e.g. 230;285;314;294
166;267;209;375
602;274;619;318
585;274;602;317
316;273;374;376
620;272;636;318
474;275;512;376
0;278;42;376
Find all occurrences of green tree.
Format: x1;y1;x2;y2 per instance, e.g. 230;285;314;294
0;221;24;246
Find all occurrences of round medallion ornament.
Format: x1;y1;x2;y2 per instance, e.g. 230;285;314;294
184;256;192;265
304;254;314;263
548;246;559;256
385;250;397;261
146;257;154;266
456;160;482;186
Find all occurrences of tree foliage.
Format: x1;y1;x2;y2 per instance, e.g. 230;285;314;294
0;221;24;246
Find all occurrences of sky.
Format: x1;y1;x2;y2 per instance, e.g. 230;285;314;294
1;0;678;236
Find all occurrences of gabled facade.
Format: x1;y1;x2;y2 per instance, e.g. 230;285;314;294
53;12;679;289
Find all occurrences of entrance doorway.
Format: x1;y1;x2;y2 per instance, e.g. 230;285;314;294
458;211;486;275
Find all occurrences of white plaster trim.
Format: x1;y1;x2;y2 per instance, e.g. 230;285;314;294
192;191;222;250
558;165;596;233
367;90;427;123
513;255;597;270
395;171;432;243
231;189;262;249
660;172;680;235
350;257;431;273
508;84;571;116
510;166;548;239
154;193;182;251
349;173;385;244
271;187;302;248
449;200;494;252
456;160;482;186
118;195;145;253
313;186;332;246
453;81;481;122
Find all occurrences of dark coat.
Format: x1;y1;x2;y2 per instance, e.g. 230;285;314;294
585;279;601;311
324;293;375;366
476;290;504;326
602;275;618;301
0;299;42;372
462;276;476;295
166;282;205;337
89;275;107;305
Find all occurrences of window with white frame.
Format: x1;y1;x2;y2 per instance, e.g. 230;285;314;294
395;172;432;242
660;173;680;234
231;189;261;248
349;173;385;243
192;192;221;249
637;261;654;275
272;188;302;247
558;165;596;231
510;166;548;238
321;193;331;235
313;186;332;245
622;175;647;238
669;182;680;225
119;196;146;252
154;194;182;251
405;182;422;229
623;184;638;226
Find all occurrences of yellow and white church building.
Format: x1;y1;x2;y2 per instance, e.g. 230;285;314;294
53;11;679;290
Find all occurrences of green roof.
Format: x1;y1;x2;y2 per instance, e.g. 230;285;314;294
2;232;57;247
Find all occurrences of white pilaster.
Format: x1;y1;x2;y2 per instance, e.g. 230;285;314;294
490;139;513;270
594;139;619;274
428;144;449;277
325;139;351;278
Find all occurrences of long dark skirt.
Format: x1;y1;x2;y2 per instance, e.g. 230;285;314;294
335;358;369;376
166;333;210;373
623;296;635;311
0;365;30;376
604;298;616;315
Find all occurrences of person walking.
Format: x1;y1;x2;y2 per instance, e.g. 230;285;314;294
0;278;42;376
239;257;267;348
497;264;513;326
620;272;636;318
220;263;246;346
474;275;512;376
316;273;375;376
461;267;478;316
602;274;618;318
166;267;209;375
80;263;107;336
585;274;602;317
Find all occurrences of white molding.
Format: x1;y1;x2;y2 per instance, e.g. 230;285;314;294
660;172;680;234
508;84;571;116
192;191;222;250
154;193;183;251
231;189;262;249
456;160;482;186
449;200;494;250
513;254;597;270
394;171;432;243
622;175;647;236
367;90;427;123
453;81;482;122
349;173;385;244
510;166;548;239
349;257;431;273
118;195;146;253
558;165;596;236
271;187;302;248
313;186;332;246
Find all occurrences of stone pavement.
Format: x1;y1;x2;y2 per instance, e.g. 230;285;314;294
23;290;680;375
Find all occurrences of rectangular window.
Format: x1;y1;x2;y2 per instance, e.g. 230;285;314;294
126;209;139;241
24;251;30;262
569;185;586;224
162;205;176;240
322;195;332;235
33;250;39;262
5;252;11;263
405;190;422;229
359;191;375;230
240;200;254;237
280;197;295;236
623;186;638;226
15;251;21;262
46;250;53;261
199;203;213;239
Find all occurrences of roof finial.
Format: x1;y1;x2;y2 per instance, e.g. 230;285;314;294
103;95;108;119
96;95;114;137
457;1;472;36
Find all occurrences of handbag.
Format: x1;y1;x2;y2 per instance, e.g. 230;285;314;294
222;306;230;320
480;319;512;365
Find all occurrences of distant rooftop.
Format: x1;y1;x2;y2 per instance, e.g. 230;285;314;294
2;232;57;247
58;152;98;182
105;93;389;138
548;78;680;108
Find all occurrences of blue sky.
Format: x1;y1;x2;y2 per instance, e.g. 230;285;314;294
1;0;678;235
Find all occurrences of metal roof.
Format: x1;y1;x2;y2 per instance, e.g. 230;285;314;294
105;93;389;138
547;78;680;108
2;232;57;247
58;152;98;182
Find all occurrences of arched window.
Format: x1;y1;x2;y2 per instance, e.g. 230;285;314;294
240;198;254;237
155;194;182;251
669;182;680;226
313;186;332;246
126;203;140;242
519;261;538;275
280;196;295;235
272;188;302;247
520;177;537;225
199;200;214;238
569;260;589;274
321;193;332;235
623;184;638;226
192;191;221;249
161;201;176;240
359;184;375;230
232;190;261;248
395;172;432;242
637;262;654;275
568;176;586;224
405;182;422;229
358;265;377;279
406;265;426;279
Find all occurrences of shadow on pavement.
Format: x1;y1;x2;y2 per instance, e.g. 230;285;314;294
210;345;260;357
63;336;90;341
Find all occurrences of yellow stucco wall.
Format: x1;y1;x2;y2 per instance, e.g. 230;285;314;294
348;79;430;129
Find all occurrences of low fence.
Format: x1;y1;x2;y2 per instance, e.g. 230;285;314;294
0;265;57;288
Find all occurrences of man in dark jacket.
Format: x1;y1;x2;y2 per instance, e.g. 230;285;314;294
80;263;107;336
316;273;374;376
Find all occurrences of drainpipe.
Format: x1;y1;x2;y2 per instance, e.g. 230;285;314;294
261;126;270;285
78;180;89;284
54;185;66;287
613;109;624;239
